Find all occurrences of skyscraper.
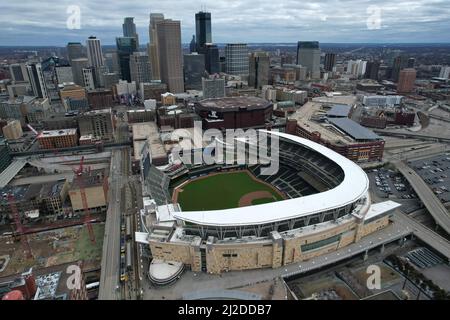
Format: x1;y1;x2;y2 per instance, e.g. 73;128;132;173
123;17;139;48
148;13;164;80
104;52;121;74
86;36;104;68
248;52;270;89
86;36;105;87
439;66;450;79
225;44;249;76
296;41;321;79
184;53;205;90
67;42;84;63
71;58;89;87
116;37;138;82
82;67;96;91
189;35;196;53
391;55;409;82
156;19;184;93
129;52;152;86
195;11;212;52
324;53;336;72
397;68;416;93
26;63;48;99
9;63;29;83
364;61;380;80
202;76;225;99
204;44;220;75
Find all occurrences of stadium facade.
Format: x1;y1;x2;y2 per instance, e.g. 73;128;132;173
136;130;399;275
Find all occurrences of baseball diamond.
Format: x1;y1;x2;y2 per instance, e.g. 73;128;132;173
173;170;285;211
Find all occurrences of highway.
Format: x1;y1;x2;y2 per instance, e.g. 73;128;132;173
98;147;130;300
392;212;450;260
395;161;450;235
373;130;450;143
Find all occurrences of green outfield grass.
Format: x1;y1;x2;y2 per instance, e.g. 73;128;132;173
176;171;284;211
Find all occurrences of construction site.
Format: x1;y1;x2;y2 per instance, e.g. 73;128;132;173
0;135;114;299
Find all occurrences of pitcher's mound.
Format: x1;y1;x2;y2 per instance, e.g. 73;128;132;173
239;191;275;207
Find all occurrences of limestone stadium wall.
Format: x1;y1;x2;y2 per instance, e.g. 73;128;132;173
148;215;392;274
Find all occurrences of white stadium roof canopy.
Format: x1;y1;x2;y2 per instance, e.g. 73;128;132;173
173;130;369;227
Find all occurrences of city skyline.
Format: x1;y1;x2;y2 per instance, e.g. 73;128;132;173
1;0;450;46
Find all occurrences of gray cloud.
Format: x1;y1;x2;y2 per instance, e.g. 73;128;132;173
0;0;449;45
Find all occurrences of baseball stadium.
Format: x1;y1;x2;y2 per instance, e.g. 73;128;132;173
136;130;400;282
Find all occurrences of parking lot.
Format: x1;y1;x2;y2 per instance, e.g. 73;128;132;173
367;168;422;213
408;154;450;204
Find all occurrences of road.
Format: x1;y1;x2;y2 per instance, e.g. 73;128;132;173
373;130;450;143
393;212;450;259
98;147;130;300
395;161;450;235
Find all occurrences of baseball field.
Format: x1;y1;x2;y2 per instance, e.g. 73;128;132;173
174;170;285;211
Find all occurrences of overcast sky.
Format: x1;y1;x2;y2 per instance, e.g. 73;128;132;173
1;0;449;46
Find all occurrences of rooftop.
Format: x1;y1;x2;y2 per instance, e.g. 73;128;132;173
37;128;77;138
173;131;370;227
327;117;381;141
326;104;352;118
70;169;105;189
197;96;272;112
131;122;166;161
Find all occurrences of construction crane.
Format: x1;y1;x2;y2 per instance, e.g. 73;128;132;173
74;156;96;244
7;193;33;259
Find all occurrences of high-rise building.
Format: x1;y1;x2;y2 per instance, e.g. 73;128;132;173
296;41;321;79
101;72;120;90
3;120;23;140
0;143;12;174
364;61;380;80
248;52;270;89
391;55;409;82
195;11;212;52
148;13;165;80
407;58;415;68
116;37;138;82
55;66;74;84
225;43;249;76
78;109;115;141
104;52;121;75
86;36;104;85
123;17;139;48
71;58;89;87
82;68;96;91
204;44;220;75
26;63;48;99
189;35;196;53
9;63;29;83
324;53;336;72
184;53;205;90
156;19;184;93
67;42;84;63
129;52;152;86
86;36;104;68
202;76;225;99
397;68;416;93
439;66;450;79
347;60;367;78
